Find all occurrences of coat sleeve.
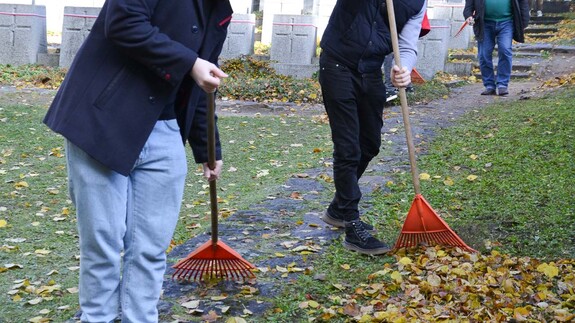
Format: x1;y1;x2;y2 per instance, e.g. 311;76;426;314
463;0;475;19
397;0;426;72
519;0;530;29
102;0;198;87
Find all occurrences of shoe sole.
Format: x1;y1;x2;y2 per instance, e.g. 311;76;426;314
320;211;344;227
343;241;391;255
385;94;397;102
320;211;376;232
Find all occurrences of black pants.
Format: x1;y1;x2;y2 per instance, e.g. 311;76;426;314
319;53;386;221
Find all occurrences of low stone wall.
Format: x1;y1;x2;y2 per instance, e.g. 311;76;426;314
59;7;100;68
415;19;451;80
0;4;47;65
0;2;471;81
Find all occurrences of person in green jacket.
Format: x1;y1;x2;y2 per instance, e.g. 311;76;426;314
464;0;530;96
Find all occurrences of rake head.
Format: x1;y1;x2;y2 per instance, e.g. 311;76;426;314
172;240;256;282
454;21;468;38
393;194;476;253
410;68;426;85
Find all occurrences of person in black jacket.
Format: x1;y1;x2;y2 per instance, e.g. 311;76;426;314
464;0;530;96
43;0;232;321
319;0;426;255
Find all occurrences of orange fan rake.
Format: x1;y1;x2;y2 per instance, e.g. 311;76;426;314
394;194;475;251
410;68;426;85
172;92;256;281
172;240;256;281
454;21;468;38
386;0;475;253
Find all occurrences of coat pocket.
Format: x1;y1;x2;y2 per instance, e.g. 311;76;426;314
94;66;127;109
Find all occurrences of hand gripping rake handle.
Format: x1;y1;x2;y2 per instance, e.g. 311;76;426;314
386;0;421;196
207;91;219;245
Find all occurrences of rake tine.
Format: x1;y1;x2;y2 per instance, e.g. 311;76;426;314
195;261;207;281
230;260;242;280
225;260;236;280
225;260;235;280
208;260;215;280
215;260;224;280
232;260;250;279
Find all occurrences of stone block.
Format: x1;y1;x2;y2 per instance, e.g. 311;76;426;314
220;13;256;59
59;6;101;68
415;19;451;80
444;61;472;76
270;14;318;65
429;3;472;50
261;0;305;44
271;62;319;79
543;0;571;13
37;52;59;67
0;4;47;65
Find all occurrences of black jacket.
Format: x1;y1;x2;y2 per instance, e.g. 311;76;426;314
463;0;530;43
320;0;425;73
44;0;233;175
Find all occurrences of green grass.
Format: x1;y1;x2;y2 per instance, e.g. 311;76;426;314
372;87;575;260
1;85;574;321
0;104;79;321
0;102;332;322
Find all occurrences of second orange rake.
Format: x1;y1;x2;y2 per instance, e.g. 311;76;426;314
386;0;475;253
172;92;256;281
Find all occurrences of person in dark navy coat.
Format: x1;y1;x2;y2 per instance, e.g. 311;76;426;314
43;0;233;321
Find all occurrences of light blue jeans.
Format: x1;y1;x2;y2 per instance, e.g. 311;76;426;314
66;119;187;323
477;19;514;90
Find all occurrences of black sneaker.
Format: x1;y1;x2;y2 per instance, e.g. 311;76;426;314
405;85;415;93
320;210;375;232
343;220;390;255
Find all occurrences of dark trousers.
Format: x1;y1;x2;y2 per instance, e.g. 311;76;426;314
319;53;386;221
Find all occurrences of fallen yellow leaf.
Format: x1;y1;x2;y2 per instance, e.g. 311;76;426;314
399;257;412;266
536;263;559;278
390;271;403;283
467;175;478;181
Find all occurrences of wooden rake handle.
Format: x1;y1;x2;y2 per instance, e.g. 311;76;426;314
386;0;422;196
207;92;219;244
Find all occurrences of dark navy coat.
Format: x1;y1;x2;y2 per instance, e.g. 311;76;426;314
44;0;233;175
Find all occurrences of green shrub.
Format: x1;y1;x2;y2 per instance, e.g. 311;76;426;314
0;64;66;89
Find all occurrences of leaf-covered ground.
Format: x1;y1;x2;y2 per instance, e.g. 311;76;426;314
302;247;574;322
